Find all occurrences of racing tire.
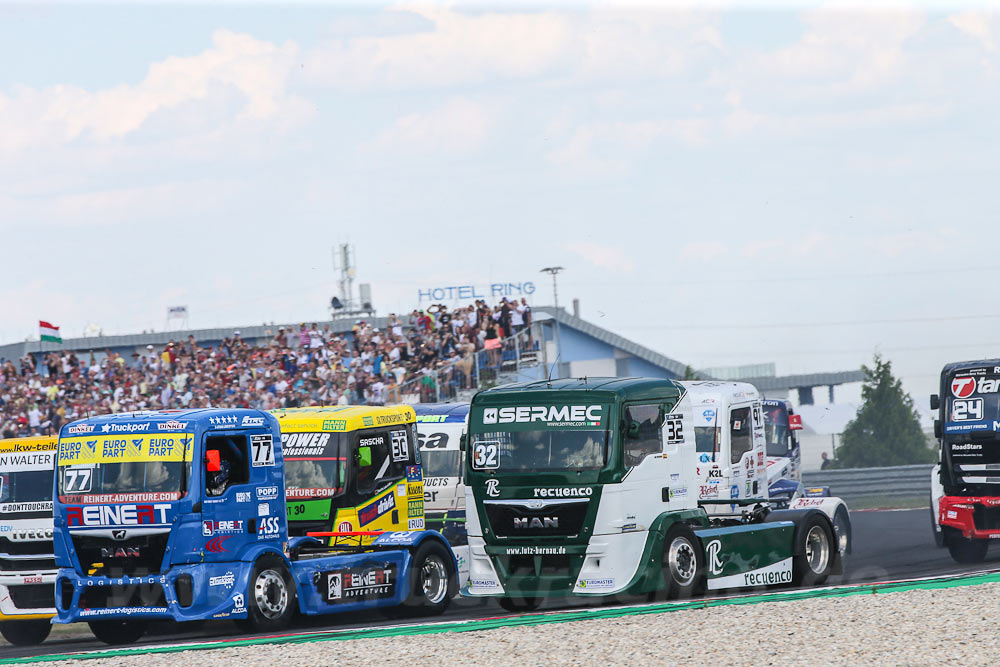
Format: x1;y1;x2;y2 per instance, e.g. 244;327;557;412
391;540;456;617
792;515;834;587
946;533;988;564
237;555;296;633
832;506;852;556
657;525;703;600
0;619;52;646
931;498;944;548
497;596;542;613
87;620;146;645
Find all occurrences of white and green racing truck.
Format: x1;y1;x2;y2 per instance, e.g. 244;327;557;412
463;378;851;611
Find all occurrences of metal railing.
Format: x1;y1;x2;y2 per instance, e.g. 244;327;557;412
390;324;542;404
802;464;934;502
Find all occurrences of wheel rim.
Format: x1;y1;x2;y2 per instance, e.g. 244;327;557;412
804;525;830;574
833;513;849;554
420;555;449;605
254;569;288;619
667;536;697;586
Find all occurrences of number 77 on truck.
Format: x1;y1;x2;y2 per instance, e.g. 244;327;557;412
51;408;457;644
462;378;847;611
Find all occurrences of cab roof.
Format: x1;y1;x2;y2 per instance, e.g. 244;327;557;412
61;408;270;434
941;359;1000;376
270;405;415;432
414;403;470;423
680;381;761;403
475;377;683;403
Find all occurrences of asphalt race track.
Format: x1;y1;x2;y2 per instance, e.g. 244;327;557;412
2;508;996;661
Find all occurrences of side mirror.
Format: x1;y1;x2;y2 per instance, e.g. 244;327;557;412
358;446;372;467
930;394;940;411
933;420;941;439
459;434;467;452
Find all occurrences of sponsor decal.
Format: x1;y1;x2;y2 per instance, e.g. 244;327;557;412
100;546;140;559
407;483;424;496
514;516;558;529
363;416;374;427
322;419;347;431
699;485;719;499
258;503;270;516
416;415;448;423
408;518;424;530
338;521;352;532
100;423;149;433
79;607;168;617
209;572;236;587
61;492;180;505
707;468;722;479
66;503;171;527
236;491;251;503
358;494;396;526
790;498;825;508
0;501;54;513
485;479;500;497
250;434;274;467
58;434;192;465
210;415;239;428
0;451;54;471
156;421;188;431
578;578;614;589
203;519;245;536
242;416;265;427
470;578;500;588
112;529;127;540
622;523;637;532
257;485;280;501
953;375;1000;397
205;536;232;553
282;432;334;458
533;487;593;498
406;465;423;482
375;413;408;426
730;484;740;499
503;545;567;555
22;576;43;584
699;453;712;463
669;486;688;499
482;405;603;427
68;424;95;435
706;540;724;575
258;516;281;539
232;593;246;614
407;499;423;518
320;565;396;603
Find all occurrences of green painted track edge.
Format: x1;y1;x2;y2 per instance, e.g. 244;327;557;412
8;570;1000;664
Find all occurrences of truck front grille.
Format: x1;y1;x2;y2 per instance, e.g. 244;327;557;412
973;504;1000;531
8;583;55;610
71;532;169;577
80;583;166;609
484;499;589;539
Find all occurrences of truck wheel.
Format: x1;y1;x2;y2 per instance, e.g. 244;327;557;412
498;596;541;613
239;556;296;633
87;620;146;645
931;499;944;548
793;516;833;587
0;619;52;646
660;525;703;600
833;506;851;555
947;534;988;563
396;540;456;616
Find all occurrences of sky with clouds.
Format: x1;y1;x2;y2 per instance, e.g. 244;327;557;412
2;1;1000;401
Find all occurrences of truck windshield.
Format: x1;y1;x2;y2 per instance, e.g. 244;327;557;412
763;404;790;457
472;429;607;471
422;450;461;478
0;470;53;504
58;461;188;502
283;432;347;499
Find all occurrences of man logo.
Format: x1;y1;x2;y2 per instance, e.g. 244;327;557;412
706;539;724;575
112;529;127;541
483;408;498;424
485;479;500;497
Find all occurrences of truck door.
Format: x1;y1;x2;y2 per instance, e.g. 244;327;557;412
201;430;280;561
728;404;756;503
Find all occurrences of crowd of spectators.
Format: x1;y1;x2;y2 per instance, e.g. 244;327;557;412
0;298;532;438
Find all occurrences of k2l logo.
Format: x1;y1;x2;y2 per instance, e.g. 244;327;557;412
485;479;500;497
706;539;724;575
952;377;976;399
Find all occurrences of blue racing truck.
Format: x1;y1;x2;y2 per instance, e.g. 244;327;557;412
51;409;457;644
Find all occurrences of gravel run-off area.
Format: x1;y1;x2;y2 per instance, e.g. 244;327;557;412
33;582;1000;667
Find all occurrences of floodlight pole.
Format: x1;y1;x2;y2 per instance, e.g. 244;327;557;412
540;266;566;380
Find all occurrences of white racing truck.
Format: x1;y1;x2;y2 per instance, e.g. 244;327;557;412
414;404;470;587
0;436;58;646
685;382;850;553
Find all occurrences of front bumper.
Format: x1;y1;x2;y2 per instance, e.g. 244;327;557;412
939;496;1000;540
0;571;57;619
53;561;254;624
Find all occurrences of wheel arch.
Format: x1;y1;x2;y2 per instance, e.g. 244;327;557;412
765;508;843;575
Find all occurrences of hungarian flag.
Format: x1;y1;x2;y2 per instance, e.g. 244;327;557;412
39;321;62;344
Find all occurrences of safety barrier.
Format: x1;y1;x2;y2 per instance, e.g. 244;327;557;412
802;464;934;501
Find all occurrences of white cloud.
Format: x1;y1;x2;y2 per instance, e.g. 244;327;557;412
0;29;311;156
568;242;637;273
949;12;996;52
371;96;493;155
681;241;728;261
